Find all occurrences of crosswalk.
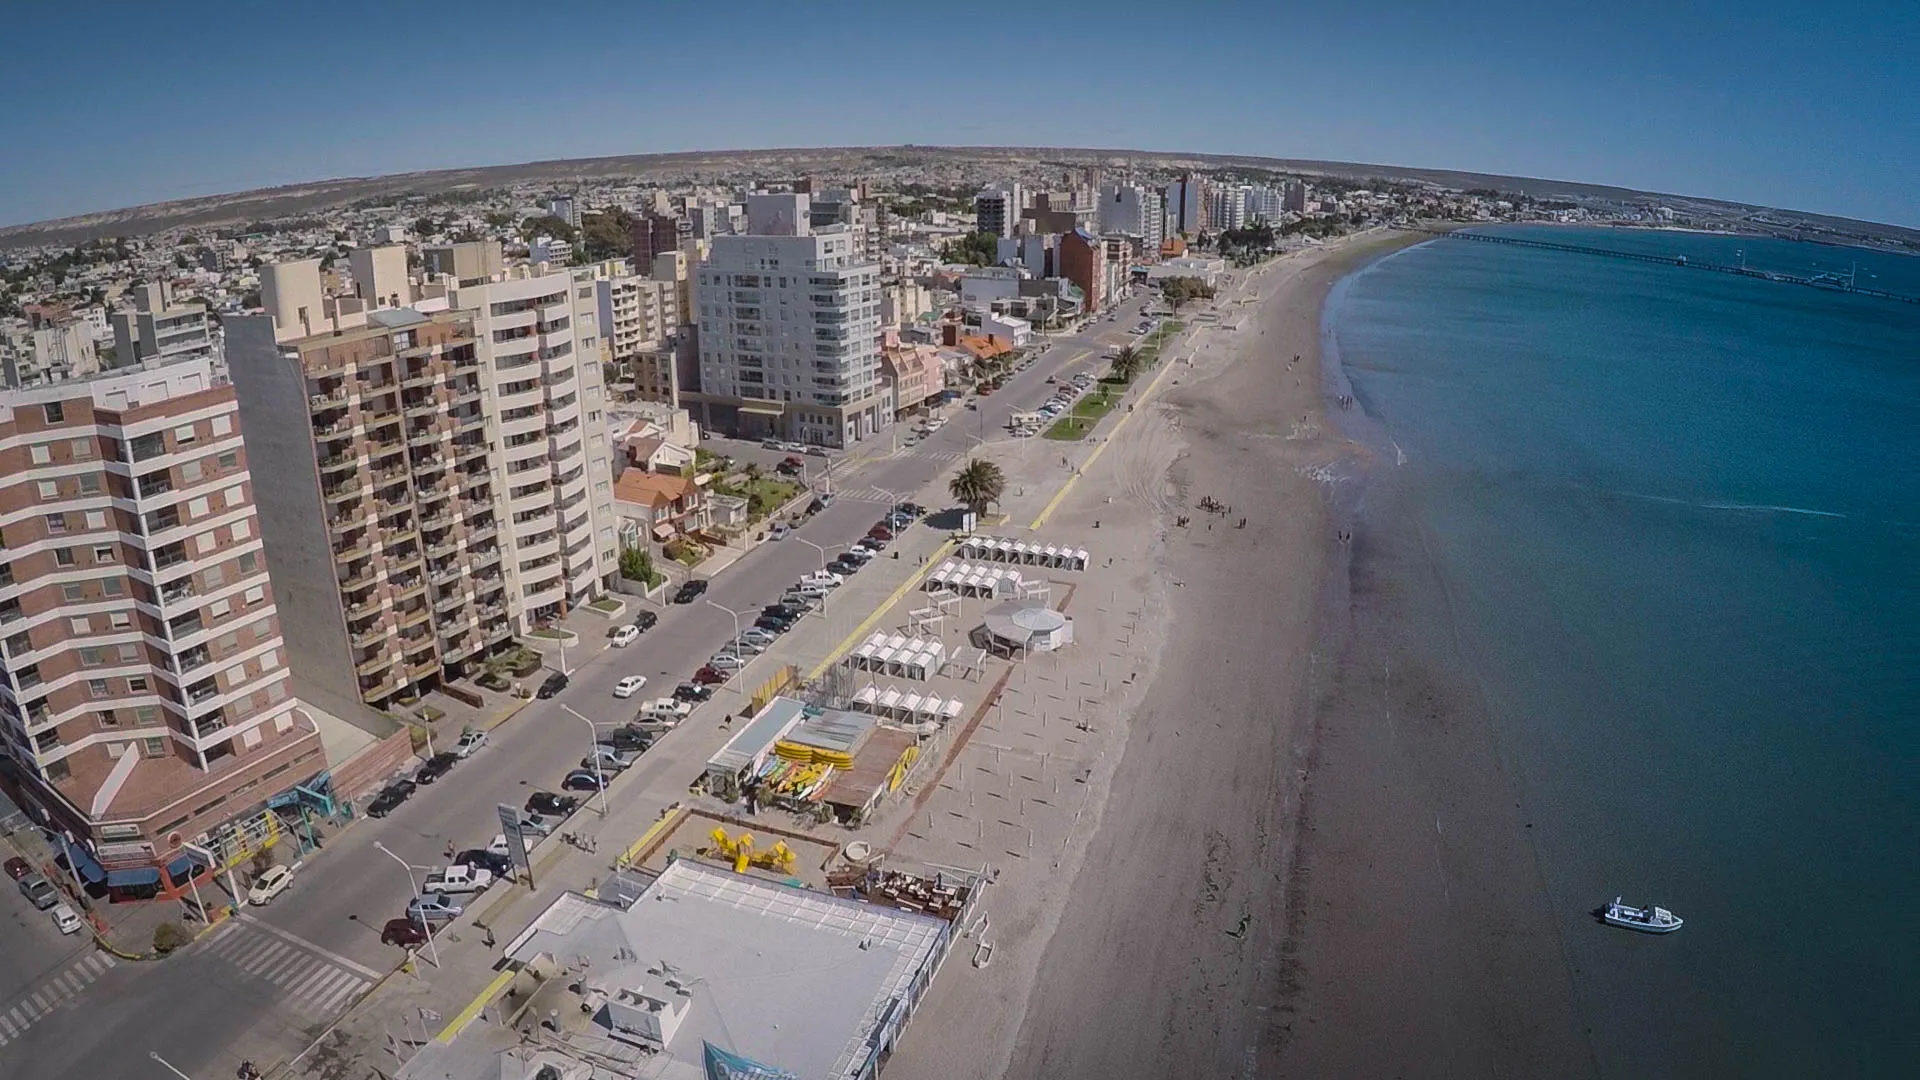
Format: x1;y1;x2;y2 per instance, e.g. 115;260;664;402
898;447;967;463
834;485;910;504
194;915;381;1021
0;952;116;1047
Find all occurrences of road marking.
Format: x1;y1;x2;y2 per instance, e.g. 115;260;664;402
53;973;78;995
27;993;48;1013
805;539;955;682
315;972;368;1013
436;969;516;1043
0;1014;17;1036
265;951;313;985
238;914;381;979
6;1006;24;1027
240;940;290;974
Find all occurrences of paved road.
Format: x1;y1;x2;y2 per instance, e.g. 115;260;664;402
3;294;1152;1080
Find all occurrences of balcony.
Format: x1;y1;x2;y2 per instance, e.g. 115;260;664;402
370;466;409;492
177;647;211;674
390;575;426;601
433;590;468;615
469;547;501;572
413;454;448;476
337;563;378;592
355;651;397;677
344;594;383;621
328;506;368;534
323;478;365;503
350;623;392;649
429;562;462;587
406;424;441;447
406;656;439;680
185;681;220;707
309;388;350;411
395;605;431;630
318;451;359;474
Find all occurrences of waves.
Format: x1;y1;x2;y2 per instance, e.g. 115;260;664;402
1612;490;1849;520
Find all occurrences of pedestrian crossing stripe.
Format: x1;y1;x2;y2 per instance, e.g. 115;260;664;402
199;918;377;1021
0;952;116;1047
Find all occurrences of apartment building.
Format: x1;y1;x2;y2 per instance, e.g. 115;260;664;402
594;260;681;402
1164;174;1207;237
690;194;885;449
974;186;1023;237
1098;183;1165;256
1058;228;1111;315
629;212;681;268
0;358;324;854
1209;185;1250;231
110;282;215;370
2;318;101;388
451;264;618;629
227;311;508;714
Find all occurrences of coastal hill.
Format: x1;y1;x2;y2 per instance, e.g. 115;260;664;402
2;144;1915;251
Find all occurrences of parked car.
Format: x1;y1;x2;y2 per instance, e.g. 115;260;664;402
777;593;817;613
780;441;807;454
50;903;83;935
768;522;790;540
455;849;512;878
18;874;59;911
453;729;488;758
636;699;693;727
536;672;569;699
602;726;653;752
692;665;730;685
423;864;495;895
613;675;648;699
583;745;640;772
673;682;714;703
729;636;766;656
525;791;579;817
828;557;862;575
707;653;745;671
755;616;793;636
4;857;31;881
407;892;464;924
740;628;778;647
841;547;874;564
866;525;894;542
894;502;927;518
414;752;458;785
247;865;295;905
673;579;708;604
856;536;887;552
805;446;829;457
609;624;640;647
561;769;608;793
365;779;416;818
381;917;430;947
761;437;784;450
633;609;658;632
800;569;844;587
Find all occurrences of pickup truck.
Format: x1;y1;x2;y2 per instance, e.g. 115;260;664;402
422;864;495;895
634;698;692;728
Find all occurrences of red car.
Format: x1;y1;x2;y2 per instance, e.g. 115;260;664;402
381;917;429;947
867;525;894;542
3;857;31;881
692;665;731;685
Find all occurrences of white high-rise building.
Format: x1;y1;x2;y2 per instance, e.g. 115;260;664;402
1245;186;1284;223
974;185;1024;237
692;193;884;448
1209;185;1250;231
1098;184;1164;255
452;262;618;627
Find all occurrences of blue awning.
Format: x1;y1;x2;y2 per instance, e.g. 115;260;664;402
106;865;162;887
59;839;106;884
165;853;206;886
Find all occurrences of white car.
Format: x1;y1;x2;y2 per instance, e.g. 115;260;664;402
423;864;495;895
613;675;648;699
800;569;844;587
781;441;807;454
609;624;639;647
453;729;487;757
50;903;83;935
247;864;295;906
707;653;745;671
768;523;790;540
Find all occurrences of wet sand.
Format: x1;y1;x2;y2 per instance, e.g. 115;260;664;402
998;231;1593;1079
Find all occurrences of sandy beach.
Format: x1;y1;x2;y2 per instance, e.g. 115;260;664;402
881;229;1592;1080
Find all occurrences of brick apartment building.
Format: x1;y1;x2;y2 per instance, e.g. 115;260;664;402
0;359;325;868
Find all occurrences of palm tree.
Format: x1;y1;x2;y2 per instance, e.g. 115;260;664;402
1110;345;1142;383
948;458;1006;518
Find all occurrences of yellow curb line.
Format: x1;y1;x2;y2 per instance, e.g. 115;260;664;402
435;968;516;1043
806;540;956;682
616;805;687;870
1028;342;1186;530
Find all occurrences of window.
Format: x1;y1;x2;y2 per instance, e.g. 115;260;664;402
54;548;75;567
78;646;105;666
45;513;66;533
195;532;216;554
118;644;139;663
85;510;106;529
93;545;115;563
239;552;259;575
217;451;238;470
230;519;250;541
218;633;238;653
43;401;65;423
30;445;50;465
260;649;279;671
76;474;101;494
36;481;57;499
127;675;149;693
62;584;85;602
222;483;242;506
251;619;270;641
211;415;232;436
173;424;197;445
109;612;132;630
181;459;203;482
135;706;159;725
102;577;124;596
142;737;167;758
189;496;209;517
267;681;288;703
69;617;90;635
98;710;119;727
70;438;93;460
88;679;110;698
244;586;265;606
204;565;224;587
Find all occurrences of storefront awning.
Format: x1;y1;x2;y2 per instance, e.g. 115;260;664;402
106;865;162;887
59;838;107;884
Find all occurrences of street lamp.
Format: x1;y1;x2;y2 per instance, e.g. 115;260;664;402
703;597;746;648
374;841;440;968
148;1051;195;1080
558;704;609;819
795;539;845;612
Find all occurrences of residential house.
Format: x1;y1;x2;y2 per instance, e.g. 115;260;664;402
613;469;710;543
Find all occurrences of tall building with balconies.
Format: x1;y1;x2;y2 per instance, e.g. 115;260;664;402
0;358;326;853
227;311;505;714
595;260;681;403
690;194;884;448
453;264;616;631
110;282;216;371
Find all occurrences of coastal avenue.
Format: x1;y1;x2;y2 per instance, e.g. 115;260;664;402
0;292;1153;1080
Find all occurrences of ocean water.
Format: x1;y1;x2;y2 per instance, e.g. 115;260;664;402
1326;226;1920;1078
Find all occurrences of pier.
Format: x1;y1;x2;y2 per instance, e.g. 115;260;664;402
1399;226;1920;306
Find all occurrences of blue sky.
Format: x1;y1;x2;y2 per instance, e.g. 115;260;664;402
1;0;1913;228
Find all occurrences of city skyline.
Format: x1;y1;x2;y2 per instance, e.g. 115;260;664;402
1;0;1913;230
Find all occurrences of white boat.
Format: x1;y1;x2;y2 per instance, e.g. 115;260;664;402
1601;896;1684;934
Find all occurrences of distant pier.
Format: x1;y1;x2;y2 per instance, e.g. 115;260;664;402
1399;226;1920;306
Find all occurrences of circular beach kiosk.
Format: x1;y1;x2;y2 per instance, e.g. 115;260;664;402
976;600;1074;659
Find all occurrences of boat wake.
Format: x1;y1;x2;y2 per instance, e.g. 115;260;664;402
1613;491;1847;520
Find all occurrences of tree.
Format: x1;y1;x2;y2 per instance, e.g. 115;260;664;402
619;543;659;587
948;458;1006;517
580;208;636;261
412;216;439;240
153;921;187;955
940;231;999;267
1110;345;1143;383
1160;276;1215;311
519;215;576;245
